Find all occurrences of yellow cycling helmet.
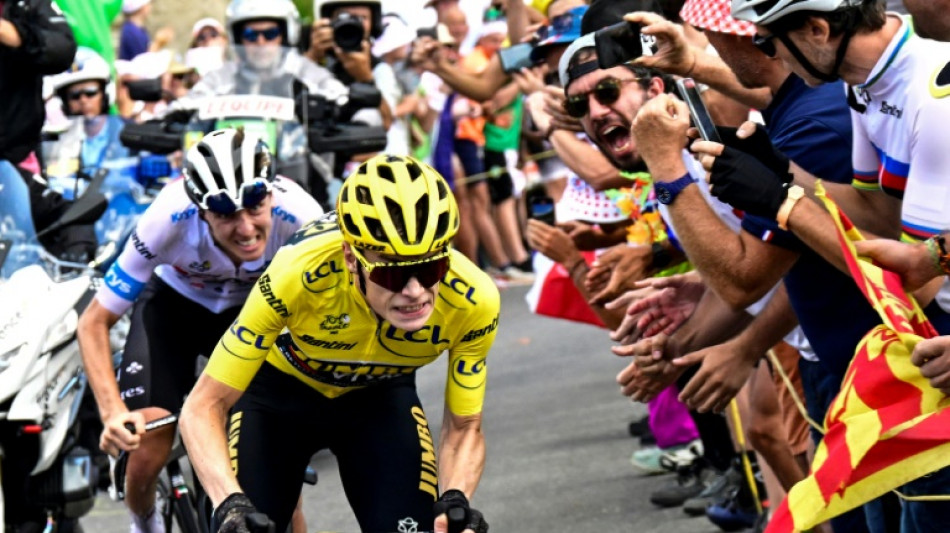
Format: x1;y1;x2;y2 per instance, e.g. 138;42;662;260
337;154;459;256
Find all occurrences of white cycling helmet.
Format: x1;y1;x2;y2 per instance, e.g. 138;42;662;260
183;129;276;215
314;0;383;38
225;0;301;46
731;0;865;26
48;46;111;93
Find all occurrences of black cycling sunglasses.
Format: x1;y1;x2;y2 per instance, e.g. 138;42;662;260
352;247;451;293
564;78;640;118
753;33;778;58
68;87;100;101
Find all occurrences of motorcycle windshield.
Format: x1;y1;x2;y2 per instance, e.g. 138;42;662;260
0;162;41;280
185;45;311;164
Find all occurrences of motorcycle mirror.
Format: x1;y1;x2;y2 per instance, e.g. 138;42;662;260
36;192;108;239
125;78;164;102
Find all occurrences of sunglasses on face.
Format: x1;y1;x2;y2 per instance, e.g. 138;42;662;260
202;181;270;215
241;26;281;43
753;33;777;58
68;87;100;101
196;28;220;44
564;78;640;118
351;246;451;293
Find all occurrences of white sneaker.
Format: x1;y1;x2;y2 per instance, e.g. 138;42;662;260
501;265;535;285
658;439;704;472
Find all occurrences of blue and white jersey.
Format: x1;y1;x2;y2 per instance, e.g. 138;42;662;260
96;176;322;315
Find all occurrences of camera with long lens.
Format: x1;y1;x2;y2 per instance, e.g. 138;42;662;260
296;82;387;155
332;13;365;52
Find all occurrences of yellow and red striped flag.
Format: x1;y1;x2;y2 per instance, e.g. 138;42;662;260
766;183;950;532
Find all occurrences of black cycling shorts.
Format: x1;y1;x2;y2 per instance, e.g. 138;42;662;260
483;149;514;204
117;276;240;412
229;363;439;533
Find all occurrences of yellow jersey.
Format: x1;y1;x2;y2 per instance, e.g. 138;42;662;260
204;214;500;416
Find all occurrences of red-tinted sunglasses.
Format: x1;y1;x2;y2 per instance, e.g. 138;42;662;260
352;247;451;292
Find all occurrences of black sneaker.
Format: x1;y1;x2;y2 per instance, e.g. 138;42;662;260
650;459;710;508
682;466;740;516
705;454;766;532
628;416;650;438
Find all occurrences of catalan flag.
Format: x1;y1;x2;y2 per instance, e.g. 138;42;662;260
766;183;950;532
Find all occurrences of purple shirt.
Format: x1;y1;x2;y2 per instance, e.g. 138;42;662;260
118;21;149;61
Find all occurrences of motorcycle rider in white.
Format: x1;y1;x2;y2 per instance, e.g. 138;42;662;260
76;129;322;533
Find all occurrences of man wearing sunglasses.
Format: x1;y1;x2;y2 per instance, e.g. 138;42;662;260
192;0;344;100
180;154;497;533
77;128;321;533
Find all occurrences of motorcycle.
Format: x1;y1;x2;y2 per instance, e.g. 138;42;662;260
0;162;110;533
41;117;166;269
119;45;388;209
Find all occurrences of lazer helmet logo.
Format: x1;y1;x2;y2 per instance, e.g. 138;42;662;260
320;313;350;333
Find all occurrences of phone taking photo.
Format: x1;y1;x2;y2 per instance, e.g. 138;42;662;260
675;78;721;143
594;21;658;70
499;43;537;74
528;195;556;226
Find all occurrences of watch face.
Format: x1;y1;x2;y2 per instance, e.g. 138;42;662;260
656;186;672;204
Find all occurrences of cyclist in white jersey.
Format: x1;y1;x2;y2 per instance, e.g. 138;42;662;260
77;128;321;533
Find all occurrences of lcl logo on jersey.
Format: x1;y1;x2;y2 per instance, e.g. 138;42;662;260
320;313;350;333
302;260;344;294
452;358;486;390
377;325;450;359
441;275;477;305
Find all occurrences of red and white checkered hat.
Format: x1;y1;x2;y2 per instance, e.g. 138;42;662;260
680;0;756;37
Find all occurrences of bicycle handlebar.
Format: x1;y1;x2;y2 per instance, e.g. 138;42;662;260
110;414;180;501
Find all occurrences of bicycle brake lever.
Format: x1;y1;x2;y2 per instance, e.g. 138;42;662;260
246;513;275;533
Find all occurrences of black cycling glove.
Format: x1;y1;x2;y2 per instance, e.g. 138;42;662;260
433;489;489;533
211;493;274;533
714;124;792;183
709;146;790;219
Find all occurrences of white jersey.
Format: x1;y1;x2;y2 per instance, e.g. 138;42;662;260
96;177;322;315
850;16;950;242
848;15;950;312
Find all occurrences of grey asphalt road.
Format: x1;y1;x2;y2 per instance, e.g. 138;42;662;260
83;285;720;533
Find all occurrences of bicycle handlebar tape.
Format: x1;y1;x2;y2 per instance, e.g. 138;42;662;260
433;490;489;533
212;493;265;533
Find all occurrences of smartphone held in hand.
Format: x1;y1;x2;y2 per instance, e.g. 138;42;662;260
499;42;538;74
675;78;721;143
594;22;657;70
528;195;557;226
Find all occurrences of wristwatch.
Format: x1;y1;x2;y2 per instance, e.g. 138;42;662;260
655;173;697;205
776;185;805;230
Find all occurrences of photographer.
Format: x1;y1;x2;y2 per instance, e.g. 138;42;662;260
308;0;392;132
191;0;343;99
0;0;93;260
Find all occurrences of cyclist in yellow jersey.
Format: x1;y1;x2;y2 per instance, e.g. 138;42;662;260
181;155;497;533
